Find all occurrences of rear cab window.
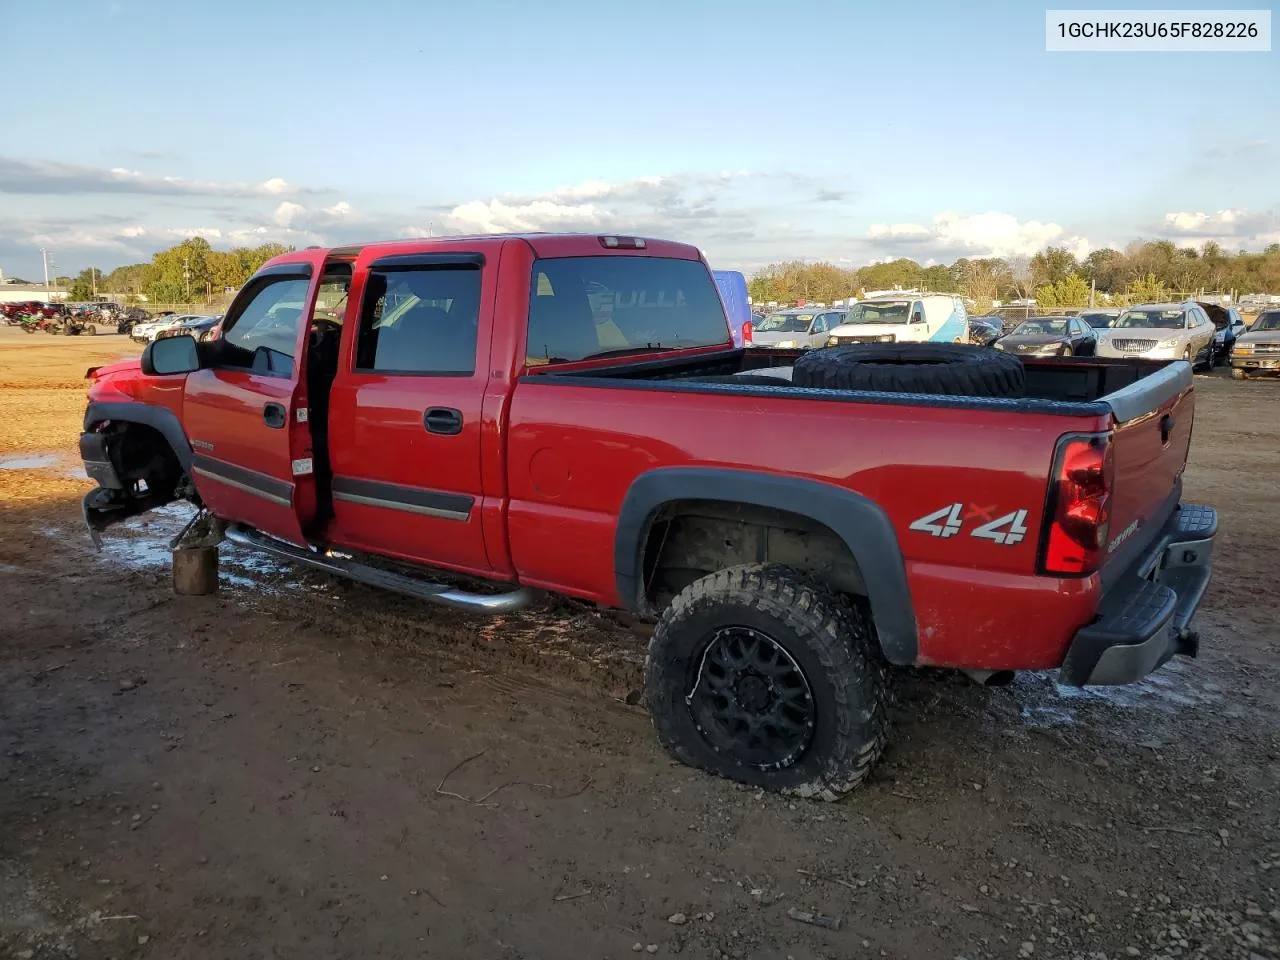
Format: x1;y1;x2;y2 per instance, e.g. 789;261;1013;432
355;263;482;375
526;256;729;366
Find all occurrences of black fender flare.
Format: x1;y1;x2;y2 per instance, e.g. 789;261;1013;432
83;401;193;471
614;467;919;665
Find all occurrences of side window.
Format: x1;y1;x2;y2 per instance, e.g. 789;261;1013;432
910;303;924;323
355;265;481;375
218;277;311;376
813;313;830;333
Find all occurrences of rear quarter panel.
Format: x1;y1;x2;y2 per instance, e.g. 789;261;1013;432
505;382;1109;669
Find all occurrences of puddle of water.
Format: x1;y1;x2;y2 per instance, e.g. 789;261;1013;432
92;503;302;592
0;454;59;470
1013;658;1219;730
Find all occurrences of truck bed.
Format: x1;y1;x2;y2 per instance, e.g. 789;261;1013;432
508;347;1194;673
529;347;1189;420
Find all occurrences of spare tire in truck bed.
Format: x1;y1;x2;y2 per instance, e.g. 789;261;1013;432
791;343;1025;398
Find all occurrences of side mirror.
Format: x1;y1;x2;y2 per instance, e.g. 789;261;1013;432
141;334;201;376
910;314;924;324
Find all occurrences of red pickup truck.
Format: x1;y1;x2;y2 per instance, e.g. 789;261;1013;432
79;234;1216;800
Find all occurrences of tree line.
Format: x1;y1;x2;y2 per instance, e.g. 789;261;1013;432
66;237;294;304
53;235;1280;312
748;240;1280;314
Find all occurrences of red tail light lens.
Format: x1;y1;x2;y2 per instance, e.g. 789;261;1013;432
742;320;753;345
1040;433;1114;576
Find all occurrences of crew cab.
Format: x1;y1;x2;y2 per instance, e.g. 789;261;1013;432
79;234;1216;800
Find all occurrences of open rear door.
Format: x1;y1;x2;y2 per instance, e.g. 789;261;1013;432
182;253;330;548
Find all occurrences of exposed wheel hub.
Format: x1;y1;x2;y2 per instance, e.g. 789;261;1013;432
685;626;816;772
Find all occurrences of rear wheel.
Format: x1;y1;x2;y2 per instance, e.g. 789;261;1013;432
84;324;97;336
645;564;890;801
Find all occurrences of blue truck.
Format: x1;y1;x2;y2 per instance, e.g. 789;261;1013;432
713;270;752;348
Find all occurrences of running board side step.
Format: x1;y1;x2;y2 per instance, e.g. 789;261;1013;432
224;525;536;614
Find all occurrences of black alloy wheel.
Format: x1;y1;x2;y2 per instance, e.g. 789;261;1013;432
685;625;816;772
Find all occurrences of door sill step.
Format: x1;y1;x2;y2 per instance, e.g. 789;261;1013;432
225;524;535;614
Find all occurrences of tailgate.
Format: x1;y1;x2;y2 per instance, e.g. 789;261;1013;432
1103;366;1194;569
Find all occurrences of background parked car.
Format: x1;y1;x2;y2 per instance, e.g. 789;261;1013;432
131;314;195;344
1199;302;1249;366
1230;309;1280;379
994;315;1097;356
1078;309;1121;329
824;295;969;345
156;315;220;341
967;315;1003;345
1094;301;1217;369
749;307;847;349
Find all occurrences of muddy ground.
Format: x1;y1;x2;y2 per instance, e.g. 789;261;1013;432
1;327;1277;960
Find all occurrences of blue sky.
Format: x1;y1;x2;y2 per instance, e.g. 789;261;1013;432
1;0;1276;280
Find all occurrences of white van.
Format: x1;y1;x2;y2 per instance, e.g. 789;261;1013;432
822;295;969;347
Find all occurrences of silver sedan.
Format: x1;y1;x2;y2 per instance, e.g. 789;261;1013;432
1094;302;1217;369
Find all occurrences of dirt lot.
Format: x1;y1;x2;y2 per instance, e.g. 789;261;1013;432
1;328;1277;960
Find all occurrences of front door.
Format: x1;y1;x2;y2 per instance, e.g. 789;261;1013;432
325;250;494;576
182;259;326;547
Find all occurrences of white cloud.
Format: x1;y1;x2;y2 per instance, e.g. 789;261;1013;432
1155;208;1280;249
867;210;1091;261
867;223;931;240
0;156;325;198
273;201;307;227
447;197;606;233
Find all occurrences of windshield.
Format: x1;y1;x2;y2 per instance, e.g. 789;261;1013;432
846;301;910;324
1079;312;1115;328
1253;311;1280;331
527;256;730;364
1115;309;1187;330
1012;319;1068;336
757;313;813;333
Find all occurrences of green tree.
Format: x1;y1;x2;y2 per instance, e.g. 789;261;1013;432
1053;273;1091;307
146;237;214;302
1034;283;1059;308
1127;272;1168;303
958;259;1007;314
1031;246;1079;287
67;267;105;302
1080;248;1126;291
856;258;923;292
104;263;153;299
920;264;957;292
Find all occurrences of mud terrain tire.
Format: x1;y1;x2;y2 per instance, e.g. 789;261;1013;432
645;564;889;801
792;342;1024;397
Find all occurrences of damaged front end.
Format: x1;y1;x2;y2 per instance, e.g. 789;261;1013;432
79;421;194;549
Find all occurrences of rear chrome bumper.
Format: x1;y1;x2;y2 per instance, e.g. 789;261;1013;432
1059;504;1216;686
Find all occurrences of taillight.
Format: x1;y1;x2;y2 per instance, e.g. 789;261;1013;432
742;320;753;345
1039;432;1114;576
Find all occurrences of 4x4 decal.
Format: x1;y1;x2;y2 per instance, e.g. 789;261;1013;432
910;503;1029;545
